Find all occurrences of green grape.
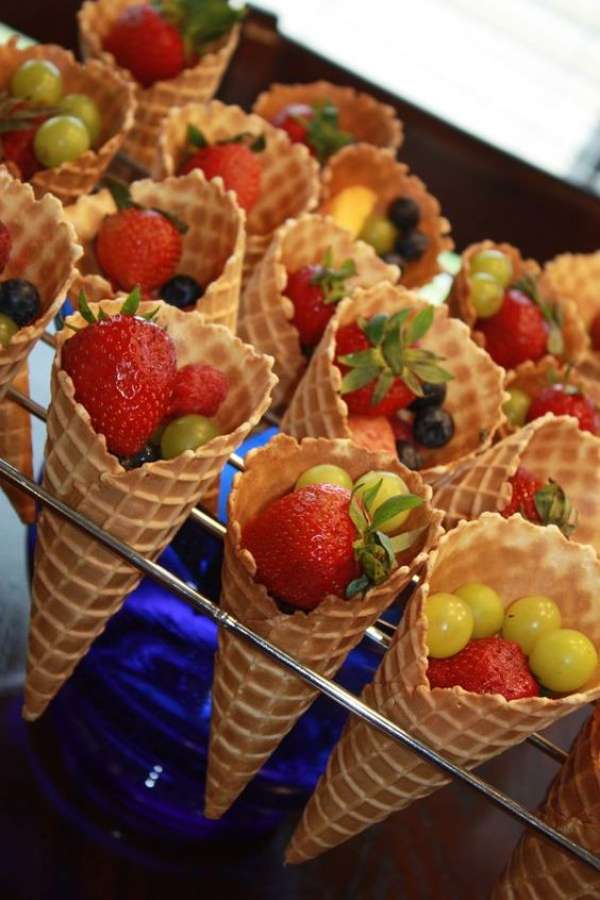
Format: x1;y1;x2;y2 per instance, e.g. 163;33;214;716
34;115;90;168
469;249;513;287
454;582;504;638
469;272;504;318
530;629;598;693
425;592;474;658
502;594;562;655
160;415;219;459
353;469;411;534
58;93;102;145
503;387;531;428
295;464;353;491
10;59;63;106
358;214;399;257
0;312;18;347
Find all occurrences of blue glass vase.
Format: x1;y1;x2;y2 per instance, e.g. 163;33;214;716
26;428;382;855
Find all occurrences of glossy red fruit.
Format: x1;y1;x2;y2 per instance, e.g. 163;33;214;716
286;265;333;347
168;363;228;418
62;314;177;457
590;312;600;352
271;103;313;146
1;123;43;180
478;288;548;369
104;5;185;88
526;384;600;434
242;483;360;610
500;467;543;523
180;143;261;212
427;637;540;700
335;321;370;356
0;221;11;273
96;208;182;293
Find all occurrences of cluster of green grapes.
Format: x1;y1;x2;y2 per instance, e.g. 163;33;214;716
468;248;513;318
9;59;102;168
426;585;598;693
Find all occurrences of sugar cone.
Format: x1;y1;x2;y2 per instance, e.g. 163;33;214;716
238;213;400;410
432;414;600;551
281;282;507;480
0;39;135;206
0;364;35;523
286;513;600;864
204;432;444;819
24;299;276;721
78;0;240;172
492;709;600;899
155;100;321;285
450;240;588;367
320;144;453;289
251;81;403;157
64;171;245;331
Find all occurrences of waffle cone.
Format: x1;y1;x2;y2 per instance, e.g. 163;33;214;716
0;364;35;523
251;81;403;157
205;432;444;819
64;171;245;330
78;0;240;172
492;709;600;899
239;214;400;409
24;299;276;721
504;356;600;432
155;100;320;284
0;166;82;400
320;144;452;288
281;282;507;479
0;39;135;206
286;513;600;864
450;240;588;366
432;414;600;553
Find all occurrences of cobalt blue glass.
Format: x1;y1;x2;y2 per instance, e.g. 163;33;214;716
28;427;382;851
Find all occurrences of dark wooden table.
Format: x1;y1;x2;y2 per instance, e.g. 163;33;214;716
1;5;599;900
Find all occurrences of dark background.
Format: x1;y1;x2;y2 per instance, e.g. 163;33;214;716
1;4;598;899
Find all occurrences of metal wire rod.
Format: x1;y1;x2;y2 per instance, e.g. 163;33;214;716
0;455;593;871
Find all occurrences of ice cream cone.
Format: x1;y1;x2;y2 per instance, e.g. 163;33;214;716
251;81;403;158
504;356;600;431
492;709;600;899
64;170;245;331
0;364;35;523
24;298;276;721
320;144;452;288
432;414;600;552
155;100;321;284
450;240;588;367
78;0;240;172
286;513;600;864
0;38;135;206
238;213;400;410
204;432;444;819
281;282;507;480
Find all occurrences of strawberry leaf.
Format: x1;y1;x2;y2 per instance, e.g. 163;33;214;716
407;304;434;344
121;287;141;317
361;478;383;515
151;207;189;235
103;175;135;211
345;574;370;599
97;307;108;321
141;306;161;321
340;365;380;394
187;123;208;147
361;314;388;346
161;0;246;57
338;348;382;368
371;370;394;406
78;291;97;325
349;494;369;534
370;494;423;531
311;247;357;306
306;100;354;163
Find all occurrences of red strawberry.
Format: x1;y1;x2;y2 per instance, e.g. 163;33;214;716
478;288;548;369
242;483;360;610
285;249;356;347
62;300;177;457
104;5;185;88
180;143;261;213
1;123;43;181
96;208;182;294
427;637;540;701
526;383;600;434
590;312;600;352
168;363;228;418
0;221;11;273
271;101;354;163
335;311;451;418
500;465;576;535
272;103;314;146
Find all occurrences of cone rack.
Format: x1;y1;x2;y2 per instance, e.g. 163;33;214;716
2;350;599;876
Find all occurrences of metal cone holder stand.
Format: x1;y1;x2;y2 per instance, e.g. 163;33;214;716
2;330;599;878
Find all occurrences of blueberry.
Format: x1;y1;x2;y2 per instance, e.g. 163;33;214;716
394;231;429;263
159;275;203;309
409;382;447;411
119;443;160;470
395;441;422;470
387;196;420;232
413;407;455;449
0;278;40;326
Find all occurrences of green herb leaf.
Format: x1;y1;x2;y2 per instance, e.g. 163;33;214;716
371;370;394;406
103;175;135;211
338;348;382;369
97;307;108;321
306;99;354;163
121;286;141;317
362;314;388;346
360;478;383;516
250;134;266;152
371;494;423;531
78;292;97;325
345;574;370;599
187;123;208;147
340;365;380;394
349;494;368;534
407;304;434;344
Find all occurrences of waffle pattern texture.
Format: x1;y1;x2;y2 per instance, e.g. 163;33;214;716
0;364;36;522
